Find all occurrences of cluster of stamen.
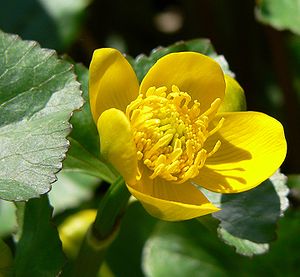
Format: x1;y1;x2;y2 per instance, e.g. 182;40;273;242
126;85;224;183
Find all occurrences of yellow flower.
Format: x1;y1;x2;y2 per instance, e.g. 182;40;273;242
89;48;287;221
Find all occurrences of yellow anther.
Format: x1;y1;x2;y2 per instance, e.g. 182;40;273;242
169;148;183;162
145;86;157;96
166;160;181;174
126;86;224;183
145;133;174;159
137;151;143;160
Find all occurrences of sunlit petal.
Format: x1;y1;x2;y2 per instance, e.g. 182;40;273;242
89;48;139;123
193;112;287;193
127;166;219;221
140;52;225;112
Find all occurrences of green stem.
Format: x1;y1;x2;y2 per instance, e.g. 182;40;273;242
72;176;130;277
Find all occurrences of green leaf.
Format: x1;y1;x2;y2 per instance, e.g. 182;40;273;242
255;0;300;35
270;171;289;215
130;39;234;83
142;221;227;277
213;177;284;242
217;228;269;257
0;239;13;277
201;171;289;256
63;64;118;184
14;195;65;277
0;30;83;201
106;201;157;277
0;0;91;50
48;171;99;214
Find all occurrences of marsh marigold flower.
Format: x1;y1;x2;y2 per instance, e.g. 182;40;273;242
89;48;286;221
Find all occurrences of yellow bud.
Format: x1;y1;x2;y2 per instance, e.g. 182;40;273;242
58;210;97;259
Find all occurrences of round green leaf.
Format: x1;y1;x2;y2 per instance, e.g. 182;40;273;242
0;30;83;201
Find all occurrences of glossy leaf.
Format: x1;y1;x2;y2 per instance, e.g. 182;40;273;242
0;30;83;201
14;195;65;277
256;0;300;35
213;172;288;243
215;182;279;242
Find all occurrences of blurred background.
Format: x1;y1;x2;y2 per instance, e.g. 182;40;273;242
1;0;299;276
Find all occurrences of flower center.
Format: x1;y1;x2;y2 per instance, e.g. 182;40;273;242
126;85;224;183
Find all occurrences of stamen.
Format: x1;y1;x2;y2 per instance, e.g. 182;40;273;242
200;98;221;120
207;140;221;157
126;86;224;183
208;117;224;136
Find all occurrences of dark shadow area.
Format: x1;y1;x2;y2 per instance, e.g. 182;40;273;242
0;0;61;50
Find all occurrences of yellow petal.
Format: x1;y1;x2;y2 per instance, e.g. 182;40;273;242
218;75;247;112
140;52;225;112
127;166;219;221
89;48;139;123
193;112;287;193
97;108;137;184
